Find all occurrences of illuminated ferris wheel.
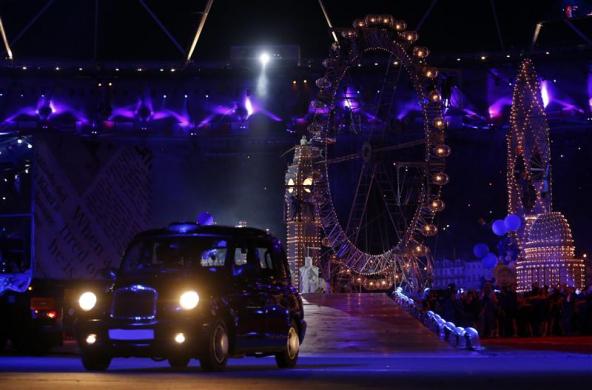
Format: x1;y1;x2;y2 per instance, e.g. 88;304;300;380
308;15;449;290
507;58;552;249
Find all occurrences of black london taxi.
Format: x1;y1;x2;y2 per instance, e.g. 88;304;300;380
74;223;306;371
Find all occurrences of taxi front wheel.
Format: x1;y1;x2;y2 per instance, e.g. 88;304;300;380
199;320;229;371
168;355;190;369
275;322;300;368
81;348;112;371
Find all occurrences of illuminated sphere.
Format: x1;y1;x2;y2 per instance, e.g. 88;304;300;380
381;15;394;25
482;253;497;269
433;118;446;129
393;20;407;31
429;90;441;102
413;46;430;58
423;67;438;79
365;15;382;25
434;144;451;158
412;244;427;256
197;211;214;226
353;18;365;28
432;172;449;185
421;224;438;237
473;243;489;258
428;199;445;212
402;31;418;42
492;219;507;236
504;214;522;232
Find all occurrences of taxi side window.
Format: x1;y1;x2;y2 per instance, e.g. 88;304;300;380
255;241;285;281
233;247;248;266
272;241;289;281
199;240;227;267
231;242;257;278
256;247;273;272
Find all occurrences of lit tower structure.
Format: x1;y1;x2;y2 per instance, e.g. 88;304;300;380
285;137;322;289
508;59;585;292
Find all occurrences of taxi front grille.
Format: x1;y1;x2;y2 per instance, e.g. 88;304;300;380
111;285;157;320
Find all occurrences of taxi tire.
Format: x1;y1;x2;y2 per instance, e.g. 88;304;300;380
168;356;190;369
81;348;112;371
275;321;300;369
199;320;229;372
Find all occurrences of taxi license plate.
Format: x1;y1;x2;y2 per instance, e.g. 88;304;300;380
108;329;154;341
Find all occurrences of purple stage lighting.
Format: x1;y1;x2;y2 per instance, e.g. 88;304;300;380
244;96;254;118
488;97;512;119
541;80;550;108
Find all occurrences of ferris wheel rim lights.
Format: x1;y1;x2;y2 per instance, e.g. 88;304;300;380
303;14;448;288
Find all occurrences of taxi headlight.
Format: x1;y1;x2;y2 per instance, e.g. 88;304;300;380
78;291;97;311
179;290;199;310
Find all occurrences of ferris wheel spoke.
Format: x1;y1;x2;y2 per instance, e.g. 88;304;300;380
372;54;403;126
373;139;425;153
323;152;361;165
345;163;376;243
374;163;404;242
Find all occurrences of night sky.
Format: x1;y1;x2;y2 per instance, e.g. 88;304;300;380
0;0;573;61
0;0;591;261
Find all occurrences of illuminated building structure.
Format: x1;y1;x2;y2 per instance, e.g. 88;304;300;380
519;212;585;291
508;59;586;292
285;138;322;289
432;258;492;290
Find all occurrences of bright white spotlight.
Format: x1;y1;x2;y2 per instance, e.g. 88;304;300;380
258;52;270;67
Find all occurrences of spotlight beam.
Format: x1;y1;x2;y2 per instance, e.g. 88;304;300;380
489;0;506;52
563;17;592;47
9;0;55;46
317;0;338;43
137;0;186;57
530;22;543;51
416;0;439;32
186;0;214;63
0;16;13;60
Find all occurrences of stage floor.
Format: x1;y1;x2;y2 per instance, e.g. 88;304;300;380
1;293;591;389
301;293;452;354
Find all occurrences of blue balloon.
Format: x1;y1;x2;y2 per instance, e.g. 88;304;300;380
482;253;498;269
492;219;507;236
473;243;490;258
196;211;214;226
504;214;522;232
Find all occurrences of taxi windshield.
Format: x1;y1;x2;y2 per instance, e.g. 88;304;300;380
120;235;228;274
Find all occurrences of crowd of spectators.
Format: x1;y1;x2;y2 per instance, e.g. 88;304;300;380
421;283;592;337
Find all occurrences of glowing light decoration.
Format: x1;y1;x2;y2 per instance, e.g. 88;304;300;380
473;243;490;258
492;219;507;236
541;80;550;108
258;52;270;67
508;59;585;292
296;14;447;292
520;212;585;291
244;96;254;117
285;141;322;289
